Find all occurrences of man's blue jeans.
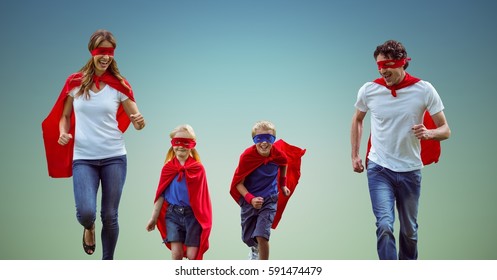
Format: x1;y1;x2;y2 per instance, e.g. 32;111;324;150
72;155;127;260
367;160;422;260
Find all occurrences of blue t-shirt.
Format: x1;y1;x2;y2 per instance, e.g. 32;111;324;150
163;174;190;206
244;162;278;198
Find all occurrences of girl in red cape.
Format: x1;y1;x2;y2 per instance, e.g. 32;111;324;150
146;125;212;260
230;120;305;260
41;30;146;259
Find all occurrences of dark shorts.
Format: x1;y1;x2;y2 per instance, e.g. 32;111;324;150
165;204;202;247
240;194;278;247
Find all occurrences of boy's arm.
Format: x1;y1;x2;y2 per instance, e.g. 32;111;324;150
279;165;291;196
235;178;249;197
236;179;264;209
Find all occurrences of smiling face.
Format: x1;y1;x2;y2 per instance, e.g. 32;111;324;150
92;40;114;75
376;53;406;86
172;130;194;162
254;128;274;157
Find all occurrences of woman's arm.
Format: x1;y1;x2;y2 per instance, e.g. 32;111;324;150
122;98;146;130
58;96;74;145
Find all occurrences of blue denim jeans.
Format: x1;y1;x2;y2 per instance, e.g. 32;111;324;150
367;160;422;260
72;155;127;260
165;204;202;247
239;194;278;247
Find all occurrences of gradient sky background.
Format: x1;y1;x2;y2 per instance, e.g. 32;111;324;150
1;0;496;260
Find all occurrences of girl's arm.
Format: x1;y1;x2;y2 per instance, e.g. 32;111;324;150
146;196;164;232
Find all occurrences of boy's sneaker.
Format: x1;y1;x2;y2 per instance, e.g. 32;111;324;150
249;246;259;260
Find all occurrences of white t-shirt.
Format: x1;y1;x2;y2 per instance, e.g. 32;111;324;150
355;80;444;172
69;85;129;160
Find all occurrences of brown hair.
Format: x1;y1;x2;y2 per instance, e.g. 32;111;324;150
74;29;129;98
373;40;409;69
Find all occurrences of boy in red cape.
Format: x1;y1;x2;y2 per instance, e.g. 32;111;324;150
146;125;212;260
351;40;451;260
230;120;305;260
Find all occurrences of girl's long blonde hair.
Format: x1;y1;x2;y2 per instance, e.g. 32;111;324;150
165;124;201;164
75;29;130;99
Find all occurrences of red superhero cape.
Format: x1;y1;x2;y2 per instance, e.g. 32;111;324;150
230;139;306;229
41;72;135;178
154;156;212;260
272;140;306;228
366;73;441;167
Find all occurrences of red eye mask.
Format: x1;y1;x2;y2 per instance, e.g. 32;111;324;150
171;138;196;149
377;58;410;70
90;47;115;57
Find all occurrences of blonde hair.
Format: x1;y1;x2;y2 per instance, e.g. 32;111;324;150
165;124;201;163
251;120;276;137
74;29;130;99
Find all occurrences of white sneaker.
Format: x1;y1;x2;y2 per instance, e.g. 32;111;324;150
249;246;259;260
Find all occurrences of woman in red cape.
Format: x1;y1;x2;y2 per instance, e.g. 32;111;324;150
41;30;146;259
146;125;212;260
42;32;143;178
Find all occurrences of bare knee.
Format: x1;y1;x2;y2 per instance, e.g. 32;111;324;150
170;242;184;260
186;247;199;260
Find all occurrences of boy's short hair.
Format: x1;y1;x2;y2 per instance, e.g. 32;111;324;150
251;120;276;137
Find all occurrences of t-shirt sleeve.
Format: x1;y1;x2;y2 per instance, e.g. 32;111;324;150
68;87;79;97
118;91;129;102
354;83;369;112
424;81;444;115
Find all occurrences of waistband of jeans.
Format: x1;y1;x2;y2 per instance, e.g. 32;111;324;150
265;193;279;202
168;204;193;214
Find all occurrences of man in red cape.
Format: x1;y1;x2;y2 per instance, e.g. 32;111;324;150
41;72;134;178
230;139;306;229
351;40;451;260
154;157;212;260
366;73;441;167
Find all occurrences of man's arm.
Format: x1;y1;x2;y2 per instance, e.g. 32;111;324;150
351;109;367;173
